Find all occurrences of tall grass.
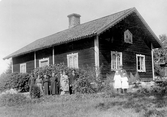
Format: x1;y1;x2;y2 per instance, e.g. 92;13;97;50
0;93;31;107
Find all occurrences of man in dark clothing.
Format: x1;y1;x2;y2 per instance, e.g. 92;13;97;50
69;70;76;94
50;72;59;95
29;74;36;98
43;74;49;95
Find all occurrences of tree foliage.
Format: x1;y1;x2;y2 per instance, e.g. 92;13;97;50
5;60;12;74
154;34;167;77
0;73;30;92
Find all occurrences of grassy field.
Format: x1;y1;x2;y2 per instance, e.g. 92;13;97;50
0;93;167;117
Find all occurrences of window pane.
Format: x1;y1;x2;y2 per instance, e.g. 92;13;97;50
141;57;144;70
40;59;49;67
73;55;76;68
137;55;145;72
41;62;47;67
111;53;116;69
137;56;140;70
117;54;121;69
67;53;78;68
69;56;73;68
20;64;26;73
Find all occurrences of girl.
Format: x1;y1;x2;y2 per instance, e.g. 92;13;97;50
121;72;129;93
113;70;122;93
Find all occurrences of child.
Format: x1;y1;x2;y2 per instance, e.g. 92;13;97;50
121;72;129;93
113;70;122;93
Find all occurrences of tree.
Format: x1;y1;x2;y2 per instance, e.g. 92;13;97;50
5;60;12;74
154;34;167;77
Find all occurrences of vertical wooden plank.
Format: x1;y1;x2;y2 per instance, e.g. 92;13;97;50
34;52;36;69
151;44;155;80
94;35;100;76
52;47;55;65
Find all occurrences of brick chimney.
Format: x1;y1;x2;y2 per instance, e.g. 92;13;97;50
67;13;81;28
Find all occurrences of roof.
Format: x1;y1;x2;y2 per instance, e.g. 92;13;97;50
4;7;162;59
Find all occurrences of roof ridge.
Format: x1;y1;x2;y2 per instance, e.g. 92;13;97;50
97;7;136;34
38;7;135;40
4;7;141;59
33;7;135;42
69;7;135;29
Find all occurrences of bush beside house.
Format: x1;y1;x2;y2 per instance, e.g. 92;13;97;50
0;72;30;92
33;64;103;94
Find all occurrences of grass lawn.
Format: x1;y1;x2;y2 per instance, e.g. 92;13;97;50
0;93;167;117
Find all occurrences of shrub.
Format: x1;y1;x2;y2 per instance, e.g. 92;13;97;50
0;72;30;92
30;85;41;98
73;68;97;94
33;63;71;78
33;64;102;94
0;93;30;106
137;87;151;96
100;72;117;97
151;80;167;99
144;109;165;117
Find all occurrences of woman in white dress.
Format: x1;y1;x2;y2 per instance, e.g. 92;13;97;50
121;72;129;93
60;70;69;95
113;70;122;93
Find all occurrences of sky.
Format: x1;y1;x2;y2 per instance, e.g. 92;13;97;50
0;0;166;74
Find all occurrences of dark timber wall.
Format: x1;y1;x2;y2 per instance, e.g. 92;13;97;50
54;37;95;68
13;36;95;73
99;13;153;80
36;48;53;67
13;53;34;73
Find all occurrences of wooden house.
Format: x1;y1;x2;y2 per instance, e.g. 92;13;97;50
4;8;162;80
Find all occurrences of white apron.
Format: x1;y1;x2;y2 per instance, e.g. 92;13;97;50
114;74;122;89
121;76;129;89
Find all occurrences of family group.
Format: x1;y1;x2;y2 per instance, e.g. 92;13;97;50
113;69;129;93
29;70;77;97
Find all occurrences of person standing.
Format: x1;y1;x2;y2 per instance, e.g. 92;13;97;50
29;73;36;98
50;72;59;95
57;72;61;95
121;72;129;93
60;70;69;95
69;70;76;94
60;70;64;95
113;70;122;93
43;74;49;95
36;74;43;96
55;73;59;95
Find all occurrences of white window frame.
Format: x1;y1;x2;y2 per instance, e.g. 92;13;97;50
67;53;78;68
111;51;122;70
39;58;49;67
136;54;146;72
124;29;133;44
20;63;26;73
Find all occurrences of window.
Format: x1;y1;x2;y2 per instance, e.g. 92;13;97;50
111;51;122;70
124;29;133;44
20;63;26;73
67;53;78;68
39;58;49;67
136;54;146;72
